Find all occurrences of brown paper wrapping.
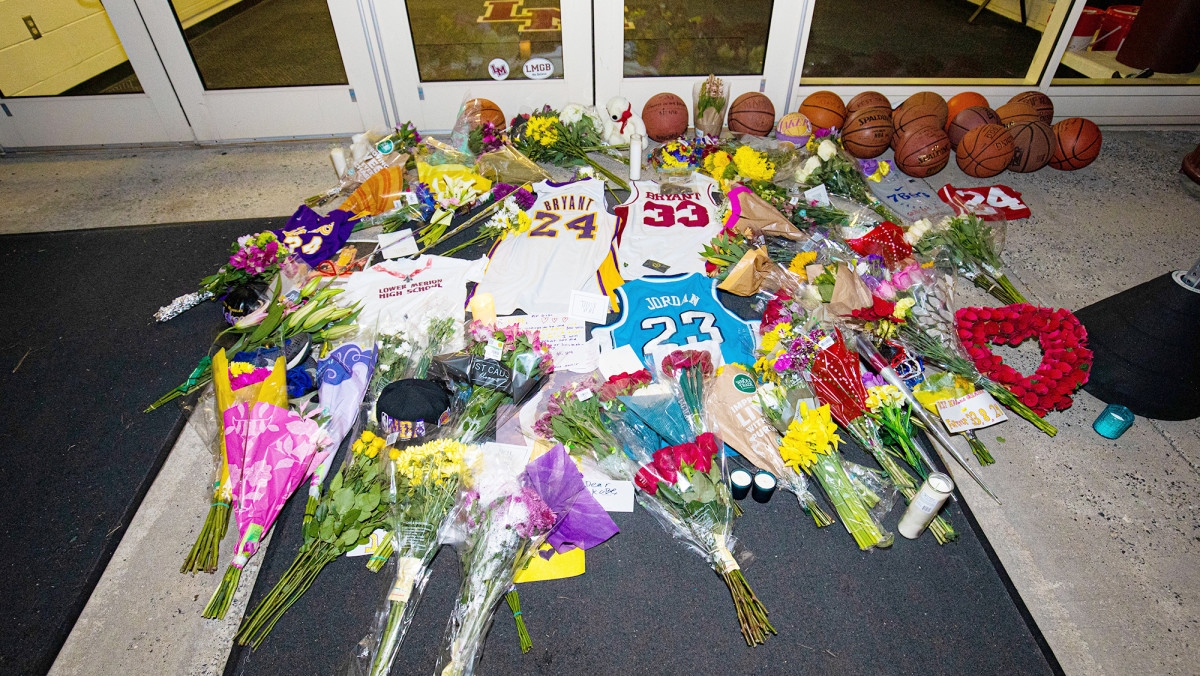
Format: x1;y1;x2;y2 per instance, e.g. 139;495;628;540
718;247;772;296
732;190;808;241
827;262;875;317
708;365;788;476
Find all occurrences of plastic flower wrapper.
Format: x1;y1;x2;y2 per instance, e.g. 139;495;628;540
693;74;730;139
911;208;1031;305
654;347;718;436
630;430;775;646
362;315;458;428
304;125;420;208
896;269;1057;436
473;144;551;186
182;351;289;574
794;136;901;224
202;392;331;619
353;438;470;676
913;371;994;465
431;320;555;443
648;138;706;175
755;289;832;390
234;424;393;647
709;364;832;527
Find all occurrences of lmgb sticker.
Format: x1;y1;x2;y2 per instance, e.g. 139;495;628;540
522;57;553;80
488;58;510;81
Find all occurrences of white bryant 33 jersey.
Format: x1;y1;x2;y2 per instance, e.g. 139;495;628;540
613;172;723;281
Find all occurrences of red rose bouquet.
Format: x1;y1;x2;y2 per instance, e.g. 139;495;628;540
658;349;716;435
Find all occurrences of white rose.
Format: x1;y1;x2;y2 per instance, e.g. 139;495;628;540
817;139;839;161
559;103;585;125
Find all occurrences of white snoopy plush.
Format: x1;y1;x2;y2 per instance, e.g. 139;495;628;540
601;96;647;146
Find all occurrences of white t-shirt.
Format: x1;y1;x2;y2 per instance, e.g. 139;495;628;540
475;178;617;315
613;172;723;280
335;254;486;343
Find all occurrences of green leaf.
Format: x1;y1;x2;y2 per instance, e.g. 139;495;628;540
363;466;378;483
342;508;360;525
361;492;381;515
329;472;343;493
357;508;373;522
339;528;361;547
333;487;355;515
319;518;335;542
353;493;370;512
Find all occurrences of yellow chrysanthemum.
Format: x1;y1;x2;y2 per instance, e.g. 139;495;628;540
788;251;818;279
893;297;915;319
229;361;256;376
732;146;775;182
525;116;560;146
778;403;842;473
759;323;791;353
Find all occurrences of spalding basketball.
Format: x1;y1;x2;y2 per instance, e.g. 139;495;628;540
893;103;943;137
847;91;890;115
463;98;505;129
895;126;951;178
1049;117;1102;170
642;93;690;142
775;112;812;145
1007;120;1054;173
1009;91;1054;125
957;124;1016;179
946;92;990;129
841;107;894;159
996;102;1040;128
728;92;776;136
799;91;847;130
947;106;1002;147
897;91;949;128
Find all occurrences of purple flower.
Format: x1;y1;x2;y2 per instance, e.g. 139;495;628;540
859;159;879;176
514;486;555;538
512;187;536;211
546;399;563;416
774;354;794;371
862;372;888;389
493;183;517;202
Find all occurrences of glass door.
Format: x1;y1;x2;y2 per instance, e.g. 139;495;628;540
135;0;388;140
0;0;191;147
369;0;594;132
592;1;805;120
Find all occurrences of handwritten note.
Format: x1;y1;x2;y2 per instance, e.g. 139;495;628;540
497;314;599;373
378;228;419;259
580;460;634;512
935;390;1008;432
569;290;613;324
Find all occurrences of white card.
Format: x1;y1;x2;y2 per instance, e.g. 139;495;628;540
598;344;646;379
803;184;833;207
484;338;503;361
568;290;612;324
496;314;597;373
580;460;634;512
935;390;1009;432
378;228;419;259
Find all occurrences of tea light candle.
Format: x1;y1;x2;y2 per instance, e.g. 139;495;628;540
1093;404;1134;439
469;292;496;324
751;471;777;503
729;469;753;501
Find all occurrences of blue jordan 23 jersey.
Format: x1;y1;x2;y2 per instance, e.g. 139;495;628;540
597;273;758;370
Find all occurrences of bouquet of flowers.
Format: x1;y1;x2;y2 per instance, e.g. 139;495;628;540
794;137;900;223
414;162;493;249
913;372;994;465
693;75;730;139
911;212;1030;305
303;342;377;520
436;321;555;443
234;429;393;646
361;438;468;676
512;104;629;190
155;231;291;323
755;291;833;390
531;376;614;459
657;349;715;435
702;145;777;188
633;432;775;645
442;183;537;256
202;395;331;618
648;138;707;174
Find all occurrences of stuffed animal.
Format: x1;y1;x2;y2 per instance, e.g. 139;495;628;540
602;96;647;146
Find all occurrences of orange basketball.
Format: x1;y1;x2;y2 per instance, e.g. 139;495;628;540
847;91;891;116
946;92;990;129
956;124;1016;178
895;126;951;178
799;91;847;130
463;98;505;129
996;102;1041;129
897;91;949;128
893;103;944;138
728;92;776;136
1049;117;1102;170
1008;91;1054;125
947;106;1002;147
841;107;894;159
642;93;690;142
1007;120;1054;173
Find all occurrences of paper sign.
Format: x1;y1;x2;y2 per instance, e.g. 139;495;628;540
935;389;1009;432
869;171;955;223
581;460;635;512
513;544;584;583
803;184;832;207
497;313;598;373
345;528;391;557
378;228;419;259
598;344;646;380
569;290;612;324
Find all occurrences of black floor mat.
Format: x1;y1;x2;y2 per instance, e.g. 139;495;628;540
0;218;285;675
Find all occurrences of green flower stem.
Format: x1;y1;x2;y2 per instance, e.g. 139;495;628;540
368;599;408;676
181;501;230;574
236;544;339;647
965;431;995;465
506;590;532;653
721;569;775;647
367;537;394;573
201;563;242;619
808;453;890;550
797;492;834;527
302;495;318;524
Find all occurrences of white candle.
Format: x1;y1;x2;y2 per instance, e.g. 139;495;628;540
630;134;642;182
469;292;496;325
898;472;955;539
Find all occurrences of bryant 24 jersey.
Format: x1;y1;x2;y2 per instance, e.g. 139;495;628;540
595;273;757;370
475;178;617;315
613;173;723;280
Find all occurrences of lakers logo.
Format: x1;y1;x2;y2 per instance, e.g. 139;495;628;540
478;1;634;32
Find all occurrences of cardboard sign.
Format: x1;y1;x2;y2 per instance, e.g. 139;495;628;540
935;389;1008;432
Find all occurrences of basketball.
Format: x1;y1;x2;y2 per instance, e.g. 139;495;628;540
956;124;1016;178
463;98;505;129
799;90;847;130
948;106;1002;147
897;91;949;128
642;93;690;142
1049;117;1102;170
841;107;894;158
1007;120;1054;173
728;92;776;136
775;112;812;145
1009;91;1054;125
996;102;1041;128
946;92;990;129
894;126;951;178
893;103;944;137
847;91;891;115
